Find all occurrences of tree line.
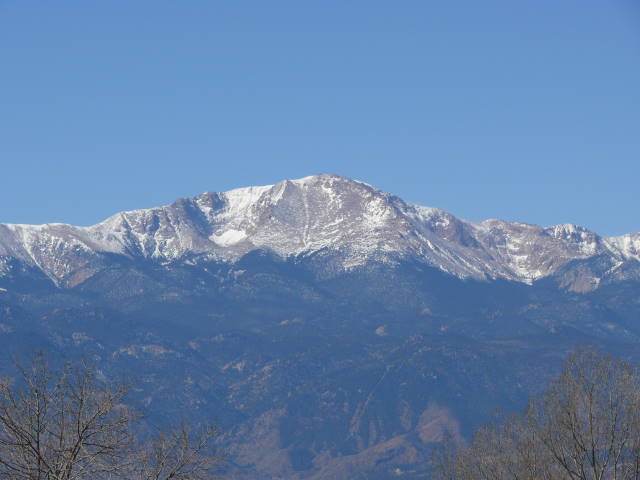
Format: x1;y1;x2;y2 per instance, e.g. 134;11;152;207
435;348;640;480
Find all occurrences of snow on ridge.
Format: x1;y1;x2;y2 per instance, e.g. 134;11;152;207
218;184;273;219
0;174;638;286
222;184;273;205
606;233;640;261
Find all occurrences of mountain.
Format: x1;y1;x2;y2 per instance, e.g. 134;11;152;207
1;174;639;291
1;174;640;479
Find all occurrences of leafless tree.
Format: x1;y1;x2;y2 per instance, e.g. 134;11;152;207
434;348;640;480
0;353;223;480
132;422;223;480
527;348;640;480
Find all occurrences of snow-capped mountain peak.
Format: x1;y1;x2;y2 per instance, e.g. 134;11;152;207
0;174;637;290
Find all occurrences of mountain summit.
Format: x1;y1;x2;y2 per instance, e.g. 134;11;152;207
1;174;638;290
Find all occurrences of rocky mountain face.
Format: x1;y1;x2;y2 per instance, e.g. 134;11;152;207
1;174;638;291
0;175;639;479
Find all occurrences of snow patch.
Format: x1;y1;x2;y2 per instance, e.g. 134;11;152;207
211;229;247;247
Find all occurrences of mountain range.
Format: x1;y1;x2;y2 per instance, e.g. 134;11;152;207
1;174;639;479
2;174;638;291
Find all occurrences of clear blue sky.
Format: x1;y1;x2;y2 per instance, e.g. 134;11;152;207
1;1;639;236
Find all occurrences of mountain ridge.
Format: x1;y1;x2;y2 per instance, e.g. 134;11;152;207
1;174;639;290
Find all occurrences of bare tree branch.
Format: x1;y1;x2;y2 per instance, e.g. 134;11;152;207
435;347;640;480
0;352;224;480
